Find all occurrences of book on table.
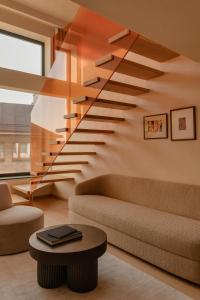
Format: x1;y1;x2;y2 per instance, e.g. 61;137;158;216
36;225;82;246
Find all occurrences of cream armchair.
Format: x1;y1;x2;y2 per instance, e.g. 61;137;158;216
0;182;44;255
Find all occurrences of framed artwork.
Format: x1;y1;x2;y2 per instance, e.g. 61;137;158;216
143;113;168;139
170;106;196;141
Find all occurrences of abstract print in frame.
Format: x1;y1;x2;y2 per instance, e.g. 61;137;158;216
144;113;168;139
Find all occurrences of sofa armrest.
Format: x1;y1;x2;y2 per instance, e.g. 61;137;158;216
75;177;100;195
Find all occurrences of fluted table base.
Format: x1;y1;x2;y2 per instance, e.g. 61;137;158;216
37;260;98;292
37;263;67;289
68;259;98;293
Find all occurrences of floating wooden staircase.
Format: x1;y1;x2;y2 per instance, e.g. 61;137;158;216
28;27;179;199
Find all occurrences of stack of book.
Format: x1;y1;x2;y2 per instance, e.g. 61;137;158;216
36;225;82;246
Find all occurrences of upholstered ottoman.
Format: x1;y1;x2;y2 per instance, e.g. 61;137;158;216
0;183;44;255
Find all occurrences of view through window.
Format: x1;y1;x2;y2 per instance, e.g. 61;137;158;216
0;30;44;176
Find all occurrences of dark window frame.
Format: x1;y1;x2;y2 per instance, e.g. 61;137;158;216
0;172;32;180
0;29;45;178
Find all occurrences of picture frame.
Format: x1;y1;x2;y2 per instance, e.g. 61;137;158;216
170;106;196;141
143;113;168;140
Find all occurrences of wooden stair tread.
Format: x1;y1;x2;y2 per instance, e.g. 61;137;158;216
72;96;87;104
72;96;136;110
130;36;179;62
49;140;65;145
12;194;30;205
83;77;150;96
96;54;164;79
108;29;130;44
32;170;81;176
38;161;89;166
64;113;125;123
56;128;69;133
12;184;32;193
31;178;74;184
64;113;78;119
67;141;105;144
83;77;100;87
48;151;96;156
84;114;125;122
94;98;136;110
95;54;114;67
56;128;115;134
12;183;52;196
49;140;105;145
117;58;163;79
105;79;149;96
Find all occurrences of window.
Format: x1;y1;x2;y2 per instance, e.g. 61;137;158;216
0;143;4;160
13;143;30;160
0;30;44;106
0;30;44;177
0;30;44;75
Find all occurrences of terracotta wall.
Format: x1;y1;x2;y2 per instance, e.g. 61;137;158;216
53;54;200;199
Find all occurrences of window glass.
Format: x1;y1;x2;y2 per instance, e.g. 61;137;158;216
0;89;34;105
13;143;30;160
0;31;43;75
0;143;4;159
13;143;18;159
20;143;30;159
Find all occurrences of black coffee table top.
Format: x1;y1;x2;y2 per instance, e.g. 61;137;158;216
29;224;107;265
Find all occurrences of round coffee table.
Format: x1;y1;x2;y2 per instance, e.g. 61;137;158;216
29;224;107;292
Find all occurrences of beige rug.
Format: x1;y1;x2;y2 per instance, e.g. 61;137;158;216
0;252;192;300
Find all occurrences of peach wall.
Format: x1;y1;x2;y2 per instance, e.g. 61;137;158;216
53;54;200;199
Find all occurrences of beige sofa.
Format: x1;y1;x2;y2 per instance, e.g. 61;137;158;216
69;174;200;284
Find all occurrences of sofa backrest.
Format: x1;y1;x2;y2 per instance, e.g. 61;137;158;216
0;182;12;211
95;174;200;220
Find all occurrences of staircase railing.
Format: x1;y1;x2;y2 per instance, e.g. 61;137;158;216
30;6;138;196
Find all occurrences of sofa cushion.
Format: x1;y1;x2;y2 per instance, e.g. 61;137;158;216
69;195;200;261
0;205;43;225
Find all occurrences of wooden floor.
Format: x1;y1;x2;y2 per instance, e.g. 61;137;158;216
32;196;200;300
